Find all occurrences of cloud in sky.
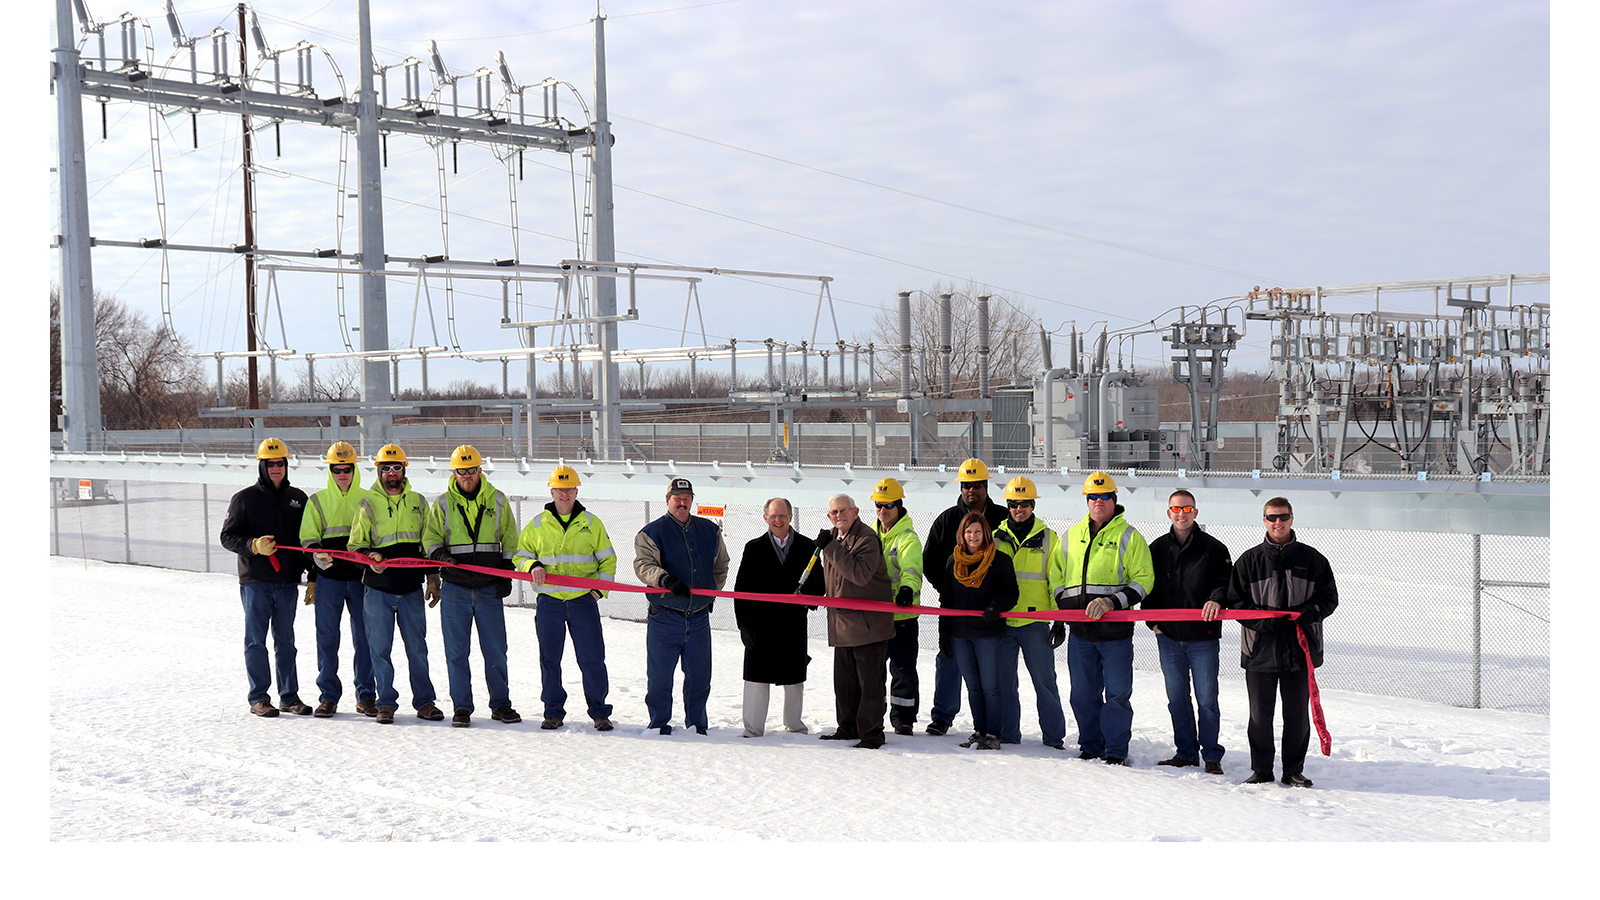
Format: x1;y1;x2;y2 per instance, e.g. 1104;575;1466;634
46;0;1549;382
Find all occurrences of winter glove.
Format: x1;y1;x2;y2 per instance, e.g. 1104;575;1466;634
425;573;442;608
312;551;333;570
1085;597;1114;620
366;551;387;573
250;536;278;556
1049;621;1066;648
981;606;1001;625
303;582;316;606
895;586;914;607
496;576;514;599
661;574;692;599
430;547;457;565
813;528;834;552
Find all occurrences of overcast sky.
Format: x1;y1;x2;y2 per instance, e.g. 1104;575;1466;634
41;0;1552;387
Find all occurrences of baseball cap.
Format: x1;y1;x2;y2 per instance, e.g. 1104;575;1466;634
668;477;694;496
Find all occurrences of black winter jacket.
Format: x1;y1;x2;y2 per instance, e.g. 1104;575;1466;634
732;530;823;684
1226;531;1338;671
1146;526;1233;642
939;552;1018;641
219;463;311;585
923;494;1007;598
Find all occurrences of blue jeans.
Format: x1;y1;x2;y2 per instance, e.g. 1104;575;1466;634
535;592;612;720
1156;633;1224;764
645;604;712;731
1000;622;1067;746
313;577;375;704
952;636;1009;737
363;586;436;711
240;583;301;706
1066;634;1134;759
929;647;964;725
439;582;510;714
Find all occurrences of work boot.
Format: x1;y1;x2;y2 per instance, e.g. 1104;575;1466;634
492;707;522;724
593;717;614;731
355;698;378;717
314;701;336;718
893;723;913;736
452;709;471;728
1281;773;1314;788
959;732;982;748
416;703;444;721
376;707;396;724
250;701;279;718
1078;751;1099;760
1242;771;1275;784
1204;762;1225;775
925;720;951;736
977;734;1002;751
279;699;313;716
1102;756;1130;766
540;716;563;730
1157;756;1199;768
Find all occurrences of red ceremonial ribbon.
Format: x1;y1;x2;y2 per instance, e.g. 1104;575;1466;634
282;544;1331;754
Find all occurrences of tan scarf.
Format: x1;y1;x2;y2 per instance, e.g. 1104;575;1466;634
952;542;996;589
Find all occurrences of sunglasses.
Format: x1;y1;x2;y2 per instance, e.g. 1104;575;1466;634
264;459;288;468
1169;505;1196;514
1085;492;1116;502
874;501;897;509
454;466;480;476
330;465;354;475
1264;513;1293;522
378;463;406;473
1006;500;1034;509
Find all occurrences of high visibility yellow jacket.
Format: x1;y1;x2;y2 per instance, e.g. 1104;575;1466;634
873;510;924;622
993;513;1065;627
299;468;366;581
1052;506;1154;641
513;500;617;599
421;474;519;588
348;479;429;593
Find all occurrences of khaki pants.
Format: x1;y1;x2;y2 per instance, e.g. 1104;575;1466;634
742;681;807;737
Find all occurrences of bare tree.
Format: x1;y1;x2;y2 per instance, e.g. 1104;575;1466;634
868;280;1043;398
51;286;208;430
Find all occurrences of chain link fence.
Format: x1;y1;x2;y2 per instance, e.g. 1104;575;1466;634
52;480;1547;715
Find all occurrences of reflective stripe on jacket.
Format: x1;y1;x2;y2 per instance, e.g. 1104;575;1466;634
513;502;617;600
421;474;519;587
993;514;1064;626
873;510;924;621
347;479;429;594
1053;507;1154;641
299;468;366;581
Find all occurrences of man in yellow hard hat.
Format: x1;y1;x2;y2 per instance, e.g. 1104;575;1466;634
993;475;1068;749
299;441;377;718
870;477;925;736
422;445;522;728
219;438;314;717
920;458;1006;735
1051;471;1154;765
515;464;618;731
349;443;443;725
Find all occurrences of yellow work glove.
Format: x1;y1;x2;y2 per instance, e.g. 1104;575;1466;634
250;535;278;556
303;582;316;606
425;573;442;608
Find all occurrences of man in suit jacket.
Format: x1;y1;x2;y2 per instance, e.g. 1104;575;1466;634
733;497;823;737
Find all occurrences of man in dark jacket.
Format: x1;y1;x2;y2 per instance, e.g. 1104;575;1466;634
817;493;895;749
219;438;313;717
1227;497;1338;788
1146;489;1233;774
921;458;1007;735
733;497;822;737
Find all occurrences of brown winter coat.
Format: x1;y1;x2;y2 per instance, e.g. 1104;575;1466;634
821;518;895;647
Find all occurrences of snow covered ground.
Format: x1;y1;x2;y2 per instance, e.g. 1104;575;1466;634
47;556;1551;850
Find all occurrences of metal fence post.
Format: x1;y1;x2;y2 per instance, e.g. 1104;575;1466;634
124;480;132;564
1472;532;1482;709
203;483;211;573
52;479;60;557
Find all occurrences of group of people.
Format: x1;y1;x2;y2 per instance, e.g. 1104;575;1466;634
221;442;1337;787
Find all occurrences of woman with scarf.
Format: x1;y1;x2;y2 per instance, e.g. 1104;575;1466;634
939;510;1019;749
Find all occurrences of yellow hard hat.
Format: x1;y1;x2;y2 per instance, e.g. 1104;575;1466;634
957;458;989;483
256;437;290;460
870;477;905;503
1082;471;1117;495
374;444;408;466
548;464;581;489
450;445;483;469
324;441;357;465
1004;476;1038;501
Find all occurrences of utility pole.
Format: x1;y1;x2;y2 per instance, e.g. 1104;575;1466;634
54;0;103;451
239;4;260;409
591;14;621;460
355;0;393;448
